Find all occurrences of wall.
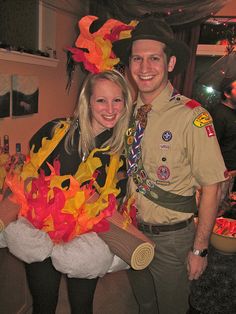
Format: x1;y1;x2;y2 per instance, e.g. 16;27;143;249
0;4;86;155
216;0;236;15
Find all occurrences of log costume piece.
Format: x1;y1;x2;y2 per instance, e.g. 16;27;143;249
99;211;155;270
2;119;154;276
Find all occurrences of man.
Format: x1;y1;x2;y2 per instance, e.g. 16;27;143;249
211;77;236;193
113;16;228;314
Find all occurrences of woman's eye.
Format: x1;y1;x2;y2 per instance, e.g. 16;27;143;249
114;98;123;103
96;98;105;103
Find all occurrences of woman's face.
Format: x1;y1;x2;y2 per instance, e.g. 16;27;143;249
90;78;125;135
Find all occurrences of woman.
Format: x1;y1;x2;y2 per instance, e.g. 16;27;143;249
2;70;133;314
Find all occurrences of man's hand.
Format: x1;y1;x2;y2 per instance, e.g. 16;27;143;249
187;251;207;280
188;183;223;280
189;182;222;280
228;170;236;178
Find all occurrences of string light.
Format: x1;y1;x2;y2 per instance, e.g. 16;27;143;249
200;17;236;45
205;86;214;94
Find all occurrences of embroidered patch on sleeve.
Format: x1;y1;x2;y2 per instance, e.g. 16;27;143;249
193;111;212;127
205;125;215;137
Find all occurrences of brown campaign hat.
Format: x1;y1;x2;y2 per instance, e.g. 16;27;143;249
113;16;190;75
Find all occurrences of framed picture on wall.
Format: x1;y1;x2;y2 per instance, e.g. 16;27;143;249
12;75;39;116
0;73;11;118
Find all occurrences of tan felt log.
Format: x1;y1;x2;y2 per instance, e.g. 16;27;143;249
108;211;154;245
98;211;155;270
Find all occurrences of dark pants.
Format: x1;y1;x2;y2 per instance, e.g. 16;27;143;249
25;258;98;314
128;221;195;314
187;304;201;314
127;267;159;314
152;222;195;314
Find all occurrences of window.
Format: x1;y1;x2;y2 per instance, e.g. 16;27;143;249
0;0;39;51
0;0;57;66
192;56;221;111
193;17;236;110
199;17;236;45
197;17;236;56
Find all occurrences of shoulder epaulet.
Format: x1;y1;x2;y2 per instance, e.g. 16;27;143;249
185;99;201;109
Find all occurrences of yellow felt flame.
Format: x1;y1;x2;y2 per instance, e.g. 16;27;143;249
119;20;138;39
74;147;105;190
21;121;70;181
43;214;55;233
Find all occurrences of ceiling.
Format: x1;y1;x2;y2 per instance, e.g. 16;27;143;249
42;0;232;27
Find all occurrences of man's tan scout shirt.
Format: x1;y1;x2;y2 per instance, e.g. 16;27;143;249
128;82;227;224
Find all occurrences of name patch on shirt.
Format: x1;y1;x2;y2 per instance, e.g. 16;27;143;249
160;143;170;150
193;111;212;128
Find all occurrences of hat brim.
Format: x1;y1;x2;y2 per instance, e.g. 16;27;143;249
113;36;190;75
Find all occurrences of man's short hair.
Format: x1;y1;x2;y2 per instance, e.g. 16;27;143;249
220;77;236;100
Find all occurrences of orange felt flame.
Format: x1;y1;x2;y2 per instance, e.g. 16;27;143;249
6;144;122;243
67;15;137;73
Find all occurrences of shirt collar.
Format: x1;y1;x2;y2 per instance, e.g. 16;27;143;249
136;81;177;112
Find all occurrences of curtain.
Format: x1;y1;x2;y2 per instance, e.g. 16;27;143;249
172;25;201;96
41;0;230;26
89;0;230;26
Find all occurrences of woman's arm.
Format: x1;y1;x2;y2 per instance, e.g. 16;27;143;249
0;192;20;231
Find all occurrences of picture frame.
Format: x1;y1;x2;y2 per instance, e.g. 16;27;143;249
0;73;11;118
12;75;39;116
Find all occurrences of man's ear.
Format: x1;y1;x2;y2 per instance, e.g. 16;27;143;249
168;56;176;73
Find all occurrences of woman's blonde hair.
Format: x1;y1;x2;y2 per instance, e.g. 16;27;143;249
65;70;133;157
